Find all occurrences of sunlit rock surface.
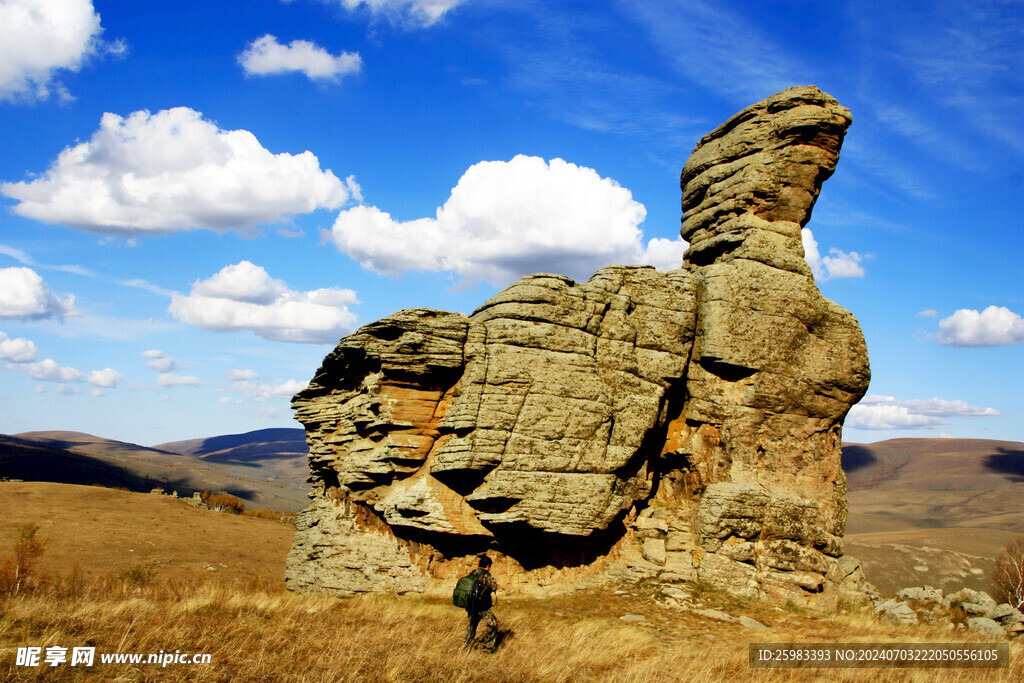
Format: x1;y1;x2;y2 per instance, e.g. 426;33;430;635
286;86;870;608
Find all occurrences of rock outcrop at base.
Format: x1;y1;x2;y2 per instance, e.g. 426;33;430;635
286;86;871;608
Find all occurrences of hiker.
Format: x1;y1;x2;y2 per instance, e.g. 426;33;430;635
463;555;499;652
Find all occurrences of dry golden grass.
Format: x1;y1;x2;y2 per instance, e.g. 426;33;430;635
1;481;1020;681
0;573;1021;682
0;482;294;585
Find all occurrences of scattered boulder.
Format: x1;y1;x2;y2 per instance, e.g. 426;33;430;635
875;599;919;625
990;603;1015;620
869;586;1019;638
739;616;768;629
897;586;943;605
286;86;869;608
948;588;997;612
967;617;1007;638
691;607;738;623
660;586;691;601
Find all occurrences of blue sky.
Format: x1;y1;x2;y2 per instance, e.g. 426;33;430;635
0;0;1020;446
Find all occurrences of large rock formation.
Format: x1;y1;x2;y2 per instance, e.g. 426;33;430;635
286;86;870;608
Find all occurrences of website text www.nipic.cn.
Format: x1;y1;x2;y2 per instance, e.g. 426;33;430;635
15;646;212;668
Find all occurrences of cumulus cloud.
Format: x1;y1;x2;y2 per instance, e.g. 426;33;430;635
0;331;38;362
327;155;684;286
938;306;1024;347
0;0;103;102
141;349;176;373
801;229;865;281
21;358;84;383
227;378;310;402
86;367;124;388
169;261;358;343
239;34;362;81
156;372;203;388
225;369;259;381
334;0;462;26
0;107;357;236
916;309;938;318
639;237;688;272
0;267;78;320
846;394;1001;430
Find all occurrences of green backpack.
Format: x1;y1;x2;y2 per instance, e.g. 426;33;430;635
452;570;480;609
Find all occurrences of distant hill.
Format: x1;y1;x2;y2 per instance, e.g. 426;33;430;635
154;428;308;487
841;437;1024;595
153;423;307;493
842;437;1024;533
7;430;309;512
155;427;305;459
0;434;161;492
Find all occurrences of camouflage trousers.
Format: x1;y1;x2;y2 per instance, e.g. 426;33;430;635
464;608;498;652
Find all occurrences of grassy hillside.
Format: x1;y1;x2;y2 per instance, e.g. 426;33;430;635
0;481;1019;681
842;438;1024;532
9;431;308;512
841;438;1024;596
0;482;293;584
154;427;308;492
0;436;160;492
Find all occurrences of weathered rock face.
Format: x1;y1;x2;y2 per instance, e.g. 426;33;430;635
286;86;871;608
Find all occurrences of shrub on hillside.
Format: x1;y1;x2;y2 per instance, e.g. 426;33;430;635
201;490;245;514
994;535;1024;609
242;508;296;525
0;524;47;596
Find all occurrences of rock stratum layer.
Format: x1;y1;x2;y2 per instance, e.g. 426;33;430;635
286;86;871;608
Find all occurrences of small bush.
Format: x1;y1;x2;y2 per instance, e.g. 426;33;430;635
243;508;281;521
202;490;245;514
0;523;47;596
242;508;299;525
993;535;1024;609
118;564;155;587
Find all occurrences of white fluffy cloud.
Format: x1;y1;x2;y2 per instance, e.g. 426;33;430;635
0;331;38;362
239;34;362;81
801;229;865;280
157;372;203;388
328;155;685;286
141;349;176;373
846;394;1001;430
22;358;84;383
169;260;358;343
86;367;124;388
938;306;1024;347
1;107;357;235
227;378;310;402
335;0;462;26
0;0;103;101
639;237;689;272
0;267;78;320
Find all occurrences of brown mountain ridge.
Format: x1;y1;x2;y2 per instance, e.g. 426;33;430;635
2;428;308;512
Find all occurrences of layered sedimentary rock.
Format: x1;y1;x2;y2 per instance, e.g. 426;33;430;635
286;86;870;607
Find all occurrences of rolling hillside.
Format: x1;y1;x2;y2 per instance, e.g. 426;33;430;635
841;437;1024;594
154;427;308;489
4;429;1021;595
5;430;309;512
842;437;1024;533
0;481;293;583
